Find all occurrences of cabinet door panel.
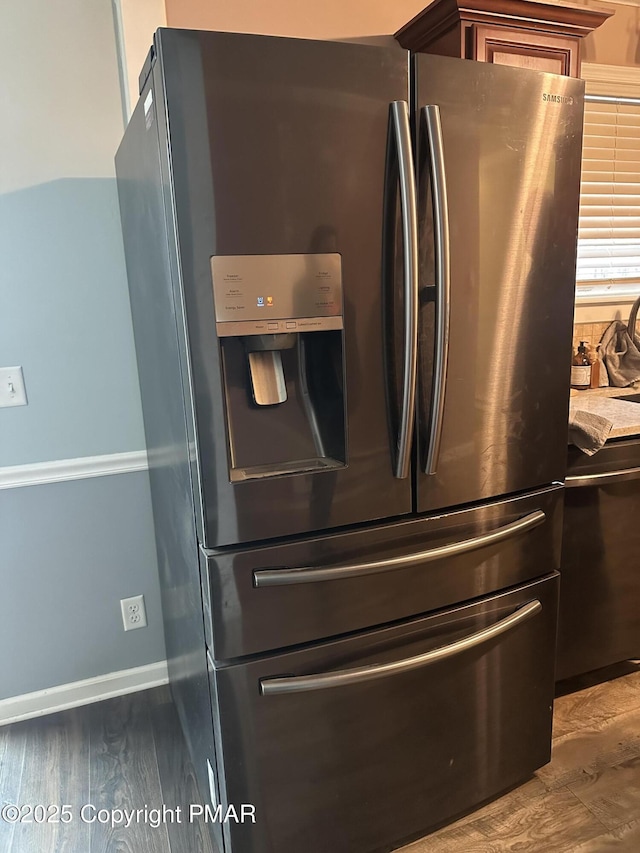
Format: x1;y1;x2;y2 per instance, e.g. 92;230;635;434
558;440;640;680
473;25;577;76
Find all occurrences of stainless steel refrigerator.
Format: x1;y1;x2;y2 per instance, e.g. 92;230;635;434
116;29;584;853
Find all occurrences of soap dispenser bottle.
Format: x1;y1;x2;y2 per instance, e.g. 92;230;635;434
571;341;591;390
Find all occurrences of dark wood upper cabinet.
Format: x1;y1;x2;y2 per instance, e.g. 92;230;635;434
395;0;612;77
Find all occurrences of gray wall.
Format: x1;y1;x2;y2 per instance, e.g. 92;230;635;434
0;178;145;465
0;0;165;699
0;475;165;700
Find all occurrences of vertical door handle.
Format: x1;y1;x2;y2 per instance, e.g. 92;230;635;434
423;105;451;476
390;101;419;480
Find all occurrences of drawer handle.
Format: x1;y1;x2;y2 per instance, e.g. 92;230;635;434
260;599;542;695
566;466;640;488
253;510;546;587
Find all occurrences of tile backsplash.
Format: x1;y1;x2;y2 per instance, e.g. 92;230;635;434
572;322;611;355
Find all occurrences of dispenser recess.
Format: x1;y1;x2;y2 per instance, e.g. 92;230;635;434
212;254;347;482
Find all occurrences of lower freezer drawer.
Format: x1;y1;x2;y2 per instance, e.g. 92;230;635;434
210;573;559;853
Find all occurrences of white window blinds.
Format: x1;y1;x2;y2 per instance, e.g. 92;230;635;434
576;94;640;299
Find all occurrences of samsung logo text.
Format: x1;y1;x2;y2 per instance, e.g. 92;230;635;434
542;93;574;105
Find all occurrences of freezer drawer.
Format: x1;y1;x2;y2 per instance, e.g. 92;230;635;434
204;484;562;659
557;440;640;680
209;574;559;853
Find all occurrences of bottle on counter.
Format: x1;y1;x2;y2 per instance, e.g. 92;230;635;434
571;341;591;390
587;343;601;389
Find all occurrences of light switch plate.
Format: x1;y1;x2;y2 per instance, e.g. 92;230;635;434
0;367;27;407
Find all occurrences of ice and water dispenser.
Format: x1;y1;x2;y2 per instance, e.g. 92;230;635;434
211;254;347;482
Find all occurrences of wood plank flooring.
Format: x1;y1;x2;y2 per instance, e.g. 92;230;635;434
0;688;217;853
0;663;638;852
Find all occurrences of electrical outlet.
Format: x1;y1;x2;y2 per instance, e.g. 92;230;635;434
120;595;147;631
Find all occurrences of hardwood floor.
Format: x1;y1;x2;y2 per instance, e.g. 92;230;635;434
0;663;638;852
0;688;215;853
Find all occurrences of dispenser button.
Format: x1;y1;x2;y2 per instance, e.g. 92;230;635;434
268;322;279;330
286;321;297;329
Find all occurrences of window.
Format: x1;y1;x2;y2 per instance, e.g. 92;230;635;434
576;64;640;303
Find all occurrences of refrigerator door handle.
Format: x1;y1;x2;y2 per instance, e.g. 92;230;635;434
390;101;419;480
260;599;542;695
253;509;545;587
423;105;451;476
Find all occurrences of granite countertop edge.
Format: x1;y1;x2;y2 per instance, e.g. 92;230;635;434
569;382;640;441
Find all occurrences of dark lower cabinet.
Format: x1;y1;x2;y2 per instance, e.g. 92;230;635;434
558;439;640;681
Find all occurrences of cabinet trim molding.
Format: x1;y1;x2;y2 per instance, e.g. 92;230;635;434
396;0;612;54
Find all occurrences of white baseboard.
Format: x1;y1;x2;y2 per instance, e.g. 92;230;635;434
0;450;149;490
0;660;169;727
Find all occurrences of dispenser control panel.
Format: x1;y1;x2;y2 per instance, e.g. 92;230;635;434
211;253;343;337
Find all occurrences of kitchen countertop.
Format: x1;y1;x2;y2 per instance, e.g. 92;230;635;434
569;383;640;440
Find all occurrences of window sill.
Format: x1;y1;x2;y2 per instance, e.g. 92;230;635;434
574;299;637;323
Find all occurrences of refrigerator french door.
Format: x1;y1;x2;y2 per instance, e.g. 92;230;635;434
414;56;584;513
152;30;414;548
116;29;584;853
148;31;583;550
